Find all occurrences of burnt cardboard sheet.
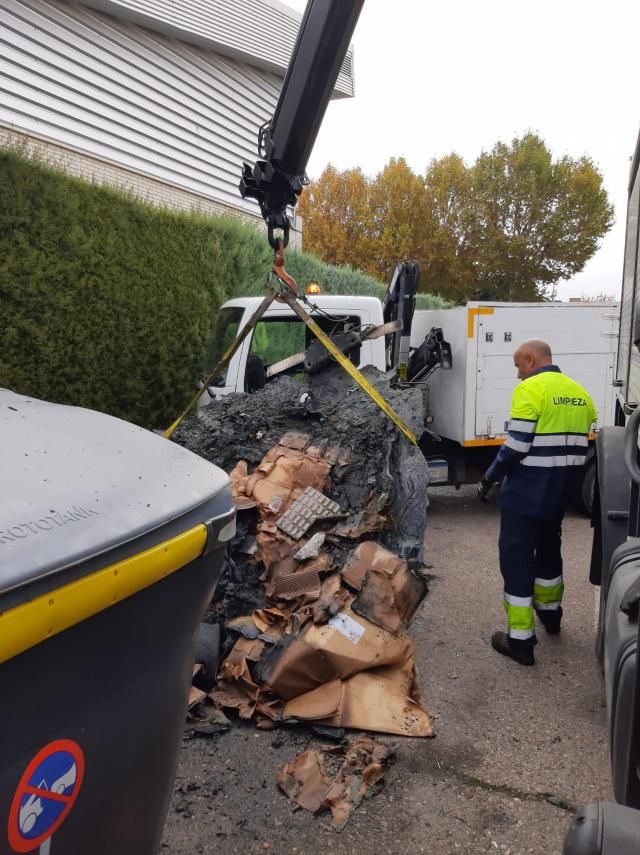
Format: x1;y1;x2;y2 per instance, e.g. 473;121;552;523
226;609;289;644
247;445;330;517
228;436;332;519
188;685;207;709
342;542;427;633
271;566;322;602
278;736;396;830
257;610;413;701
211;637;264;719
255;635;341;702
282;664;433;738
311;573;353;624
186;698;231;736
229;459;257;510
278;749;331;813
255;524;297;574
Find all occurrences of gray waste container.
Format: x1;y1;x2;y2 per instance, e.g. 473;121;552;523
564;801;640;853
0;391;234;855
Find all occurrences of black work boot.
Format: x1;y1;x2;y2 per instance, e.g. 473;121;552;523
491;631;535;666
536;606;563;635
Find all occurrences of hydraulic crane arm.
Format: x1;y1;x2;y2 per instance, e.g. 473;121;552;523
383;261;420;377
239;0;365;248
166;1;421;443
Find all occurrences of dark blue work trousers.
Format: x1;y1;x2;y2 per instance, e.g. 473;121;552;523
498;509;564;648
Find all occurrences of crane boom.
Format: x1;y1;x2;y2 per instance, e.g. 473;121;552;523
239;0;365;247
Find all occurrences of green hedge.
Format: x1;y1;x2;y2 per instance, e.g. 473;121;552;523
283;252;452;309
0;149;448;428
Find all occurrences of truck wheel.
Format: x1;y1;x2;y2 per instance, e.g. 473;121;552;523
595;583;605;670
576;458;596;516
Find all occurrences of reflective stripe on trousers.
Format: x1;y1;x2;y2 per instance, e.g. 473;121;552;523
502;577;564;641
503;593;535;640
533;575;564;610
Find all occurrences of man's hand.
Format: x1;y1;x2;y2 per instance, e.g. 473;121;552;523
477;475;493;503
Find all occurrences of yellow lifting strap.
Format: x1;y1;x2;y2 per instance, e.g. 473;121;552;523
163;243;417;446
163;291;276;439
279;290;417;446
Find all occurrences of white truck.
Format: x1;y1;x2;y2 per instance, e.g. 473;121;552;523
203;292;618;509
412;300;619;507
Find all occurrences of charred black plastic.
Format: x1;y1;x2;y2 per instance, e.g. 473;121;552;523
245;353;267;393
304;329;362;373
0;390;234;854
239;0;365;245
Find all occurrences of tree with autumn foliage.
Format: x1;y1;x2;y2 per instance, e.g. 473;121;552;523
296;164;371;269
365;158;431;278
420;153;477;300
298;134;614;302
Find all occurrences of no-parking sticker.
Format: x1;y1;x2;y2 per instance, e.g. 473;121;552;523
7;740;84;853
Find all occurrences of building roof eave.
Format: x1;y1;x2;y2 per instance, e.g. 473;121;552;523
80;0;354;98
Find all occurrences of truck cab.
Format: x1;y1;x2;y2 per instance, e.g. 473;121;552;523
201;295;386;399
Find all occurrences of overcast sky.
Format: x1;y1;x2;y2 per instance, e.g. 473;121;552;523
285;0;640;300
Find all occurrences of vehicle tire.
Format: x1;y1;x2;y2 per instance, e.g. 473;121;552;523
595;582;605;671
194;622;221;691
576;457;596;516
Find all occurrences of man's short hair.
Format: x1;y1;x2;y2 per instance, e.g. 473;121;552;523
520;339;552;361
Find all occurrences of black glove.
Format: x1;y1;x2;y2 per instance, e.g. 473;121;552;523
477;475;493;502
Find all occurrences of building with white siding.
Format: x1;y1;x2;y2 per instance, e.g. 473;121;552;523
0;0;354;240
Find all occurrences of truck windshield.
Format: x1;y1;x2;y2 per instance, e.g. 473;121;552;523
203;307;244;387
251;319;307;365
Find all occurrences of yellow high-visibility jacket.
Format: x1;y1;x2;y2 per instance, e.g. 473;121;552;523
486;365;597;518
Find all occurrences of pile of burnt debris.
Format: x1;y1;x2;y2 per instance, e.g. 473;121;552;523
173;364;433;740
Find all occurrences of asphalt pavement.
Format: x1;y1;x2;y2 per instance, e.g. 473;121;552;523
162;488;610;854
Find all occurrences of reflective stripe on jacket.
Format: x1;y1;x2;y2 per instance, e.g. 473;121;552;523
485;365;597;518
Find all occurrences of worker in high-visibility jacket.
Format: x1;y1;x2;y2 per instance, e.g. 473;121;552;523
477;339;597;666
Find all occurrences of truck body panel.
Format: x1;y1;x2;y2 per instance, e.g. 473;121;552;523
617;160;640;410
412;302;619;447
